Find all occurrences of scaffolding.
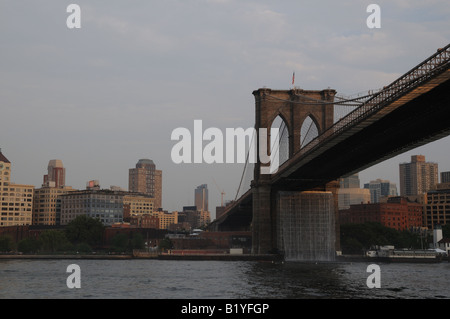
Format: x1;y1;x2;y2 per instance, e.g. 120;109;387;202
277;191;336;261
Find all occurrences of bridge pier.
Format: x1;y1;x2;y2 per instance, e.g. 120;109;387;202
276;190;336;261
251;180;340;259
251;177;276;254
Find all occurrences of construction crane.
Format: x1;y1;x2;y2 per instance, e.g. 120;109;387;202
212;178;225;207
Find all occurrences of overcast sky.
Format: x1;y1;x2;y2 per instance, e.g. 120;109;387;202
1;1;449;218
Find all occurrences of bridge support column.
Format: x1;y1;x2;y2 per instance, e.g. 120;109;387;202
252;178;276;254
251;179;341;256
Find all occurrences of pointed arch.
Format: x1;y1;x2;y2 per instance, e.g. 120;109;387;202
271;115;290;166
300;114;319;148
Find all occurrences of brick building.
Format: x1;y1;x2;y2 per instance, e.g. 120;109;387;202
127;214;159;229
339;197;422;231
170;231;252;252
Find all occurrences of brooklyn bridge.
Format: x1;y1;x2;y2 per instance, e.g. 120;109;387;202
209;44;450;261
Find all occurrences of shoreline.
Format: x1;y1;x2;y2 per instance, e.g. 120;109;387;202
0;254;447;263
0;253;282;262
0;254;134;260
336;255;447;263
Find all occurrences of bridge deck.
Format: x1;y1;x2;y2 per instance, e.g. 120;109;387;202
211;44;450;231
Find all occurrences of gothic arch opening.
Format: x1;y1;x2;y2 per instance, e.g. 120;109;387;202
271;115;290;166
300;115;319;148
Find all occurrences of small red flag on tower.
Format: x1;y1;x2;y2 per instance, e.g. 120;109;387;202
292;71;295;85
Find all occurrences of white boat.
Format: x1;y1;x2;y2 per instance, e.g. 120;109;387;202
366;245;446;263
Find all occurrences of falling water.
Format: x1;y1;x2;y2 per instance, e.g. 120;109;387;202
277;191;336;262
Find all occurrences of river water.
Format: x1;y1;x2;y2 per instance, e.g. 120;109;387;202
0;259;449;299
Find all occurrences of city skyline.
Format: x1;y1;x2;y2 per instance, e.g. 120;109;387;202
1;1;450;215
3;147;450;216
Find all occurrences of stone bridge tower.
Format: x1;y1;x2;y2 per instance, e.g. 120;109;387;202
251;88;339;256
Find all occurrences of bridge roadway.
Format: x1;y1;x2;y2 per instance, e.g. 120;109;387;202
210;45;450;232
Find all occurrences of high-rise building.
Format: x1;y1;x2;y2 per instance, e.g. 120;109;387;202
34;159;74;225
129;159;155;194
441;171;450;183
339;174;360;188
33;186;75;225
43;159;65;188
337;173;370;210
337;188;371;210
193;185;210;227
129;159;162;209
195;184;208;212
363;179;398;203
0;149;34;227
399;155;438;197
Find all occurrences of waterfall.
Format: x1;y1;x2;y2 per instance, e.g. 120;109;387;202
277;191;336;262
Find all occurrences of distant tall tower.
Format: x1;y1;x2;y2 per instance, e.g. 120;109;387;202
129;159;162;209
43;159;66;188
364;179;398;203
129;159;155;195
195;184;208;212
399;155;438;196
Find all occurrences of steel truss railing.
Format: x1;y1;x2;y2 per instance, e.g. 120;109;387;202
231;44;450;204
288;44;450;162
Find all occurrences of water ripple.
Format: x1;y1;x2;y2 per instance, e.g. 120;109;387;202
0;259;448;299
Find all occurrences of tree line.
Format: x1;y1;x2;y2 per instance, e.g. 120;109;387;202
340;222;450;254
2;217;449;255
0;215;164;254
